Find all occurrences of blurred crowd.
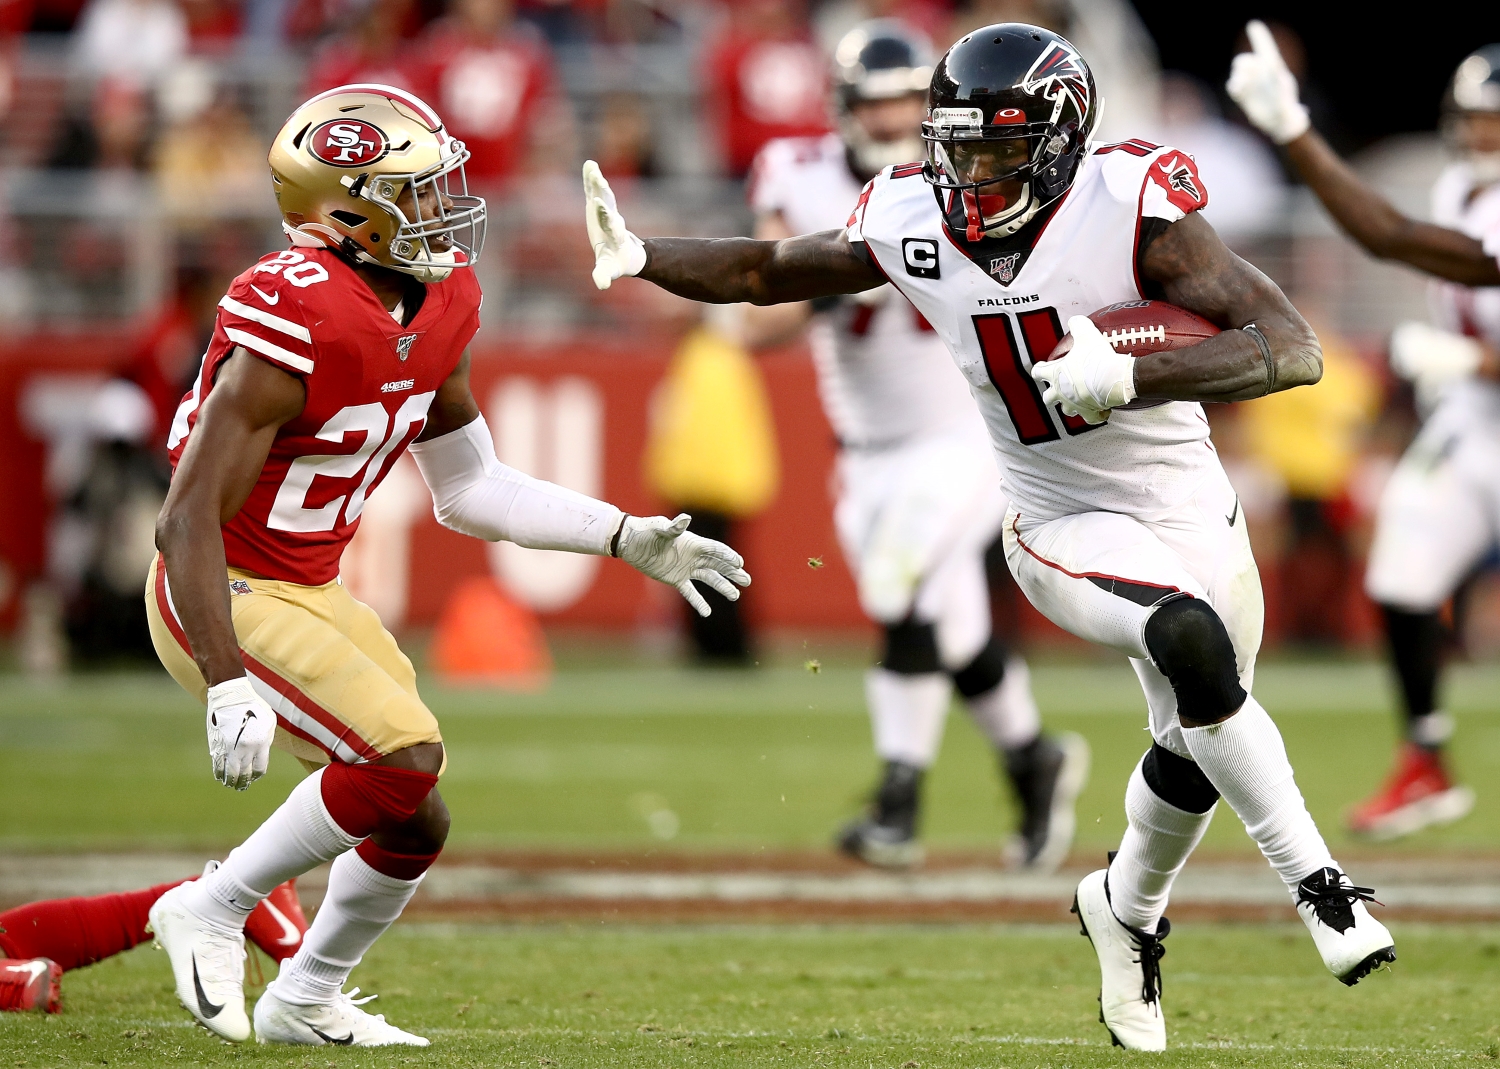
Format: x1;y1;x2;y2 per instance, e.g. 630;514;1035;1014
0;0;1486;664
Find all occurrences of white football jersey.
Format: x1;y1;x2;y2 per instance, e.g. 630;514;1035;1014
750;134;981;448
1429;161;1500;346
847;140;1221;520
1424;163;1500;422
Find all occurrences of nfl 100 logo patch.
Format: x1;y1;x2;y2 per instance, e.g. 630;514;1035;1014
989;253;1022;284
395;334;419;361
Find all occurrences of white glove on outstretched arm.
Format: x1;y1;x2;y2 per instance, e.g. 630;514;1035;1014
205;677;276;791
583;160;647;290
1030;315;1137;424
1226;20;1310;144
617;514;752;617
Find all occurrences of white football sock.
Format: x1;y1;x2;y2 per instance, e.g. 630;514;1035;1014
182;768;362;930
1180;696;1336;893
867;668;952;768
1108;757;1216;932
963;655;1041;751
273;849;424;1005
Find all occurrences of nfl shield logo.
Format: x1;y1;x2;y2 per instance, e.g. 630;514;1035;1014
395;334;418;361
229;579;252;596
989;253;1022;284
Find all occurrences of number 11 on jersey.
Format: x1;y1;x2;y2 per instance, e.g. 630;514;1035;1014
972;306;1100;444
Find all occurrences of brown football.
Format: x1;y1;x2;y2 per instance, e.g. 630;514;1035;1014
1042;299;1220;410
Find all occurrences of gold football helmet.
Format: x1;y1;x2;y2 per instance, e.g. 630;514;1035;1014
268;84;486;282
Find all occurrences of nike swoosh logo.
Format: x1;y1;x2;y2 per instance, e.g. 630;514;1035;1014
250;285;280;306
258;899;302;946
3;962;47;982
311;1026;355;1045
1226;495;1240;527
192;956;224;1019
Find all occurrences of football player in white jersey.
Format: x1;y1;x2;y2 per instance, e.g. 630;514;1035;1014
1230;23;1498;840
741;20;1088;873
584;22;1395;1052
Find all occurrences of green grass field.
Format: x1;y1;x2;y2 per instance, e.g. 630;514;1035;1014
4;655;1500;1064
5;923;1499;1066
4;655;1500;855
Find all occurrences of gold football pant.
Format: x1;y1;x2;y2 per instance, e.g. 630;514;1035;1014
145;554;442;771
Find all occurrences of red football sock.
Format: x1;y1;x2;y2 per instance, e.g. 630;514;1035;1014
0;880;188;972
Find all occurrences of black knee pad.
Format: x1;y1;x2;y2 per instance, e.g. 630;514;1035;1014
1143;596;1246;722
1141;743;1219;814
881;619;941;675
951;635;1008;697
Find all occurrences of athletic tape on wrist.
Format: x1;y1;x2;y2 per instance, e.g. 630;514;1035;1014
1243;324;1275;393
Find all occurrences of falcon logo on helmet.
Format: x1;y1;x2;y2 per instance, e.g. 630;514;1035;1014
268;84;486;283
1021;42;1092;126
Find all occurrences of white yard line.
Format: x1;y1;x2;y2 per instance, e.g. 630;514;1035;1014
3;854;1499;913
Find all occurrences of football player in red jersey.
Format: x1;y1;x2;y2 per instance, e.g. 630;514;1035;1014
1230;22;1497;840
143;84;750;1047
585;24;1393;1052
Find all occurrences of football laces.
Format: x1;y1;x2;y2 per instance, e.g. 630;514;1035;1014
1102;324;1166;350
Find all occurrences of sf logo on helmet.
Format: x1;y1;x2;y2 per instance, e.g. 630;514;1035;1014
308;119;389;167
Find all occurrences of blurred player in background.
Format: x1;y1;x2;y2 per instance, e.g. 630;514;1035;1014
585;23;1396;1050
0;877;306;1014
1229;23;1498;840
143;84;749;1047
741;19;1087;872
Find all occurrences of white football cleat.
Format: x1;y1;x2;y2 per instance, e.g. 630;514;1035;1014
1072;867;1168;1051
1295;867;1396;985
254;984;429;1047
147;879;250;1042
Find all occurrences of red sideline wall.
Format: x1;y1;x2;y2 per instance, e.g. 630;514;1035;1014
0;332;873;633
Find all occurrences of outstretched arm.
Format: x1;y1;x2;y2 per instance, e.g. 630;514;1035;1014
1032;212;1321;420
584;160;882;305
640;230;883;305
1279;131;1499;285
1228;19;1500;286
411;353;752;616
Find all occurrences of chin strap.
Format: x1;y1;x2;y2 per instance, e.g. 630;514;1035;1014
961;189;984;242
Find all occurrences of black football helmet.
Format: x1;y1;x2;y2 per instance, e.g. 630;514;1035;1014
922;24;1099;238
833;19;934;180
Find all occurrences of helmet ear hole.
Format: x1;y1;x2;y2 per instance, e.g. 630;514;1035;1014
329;209;369;228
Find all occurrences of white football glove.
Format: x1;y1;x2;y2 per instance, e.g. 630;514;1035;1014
1390;321;1484;410
583;159;647;290
205;677;276;791
1030;315;1137;424
1226;20;1311;144
616;513;752;617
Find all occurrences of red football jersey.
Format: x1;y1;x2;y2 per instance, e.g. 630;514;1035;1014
167;247;481;585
